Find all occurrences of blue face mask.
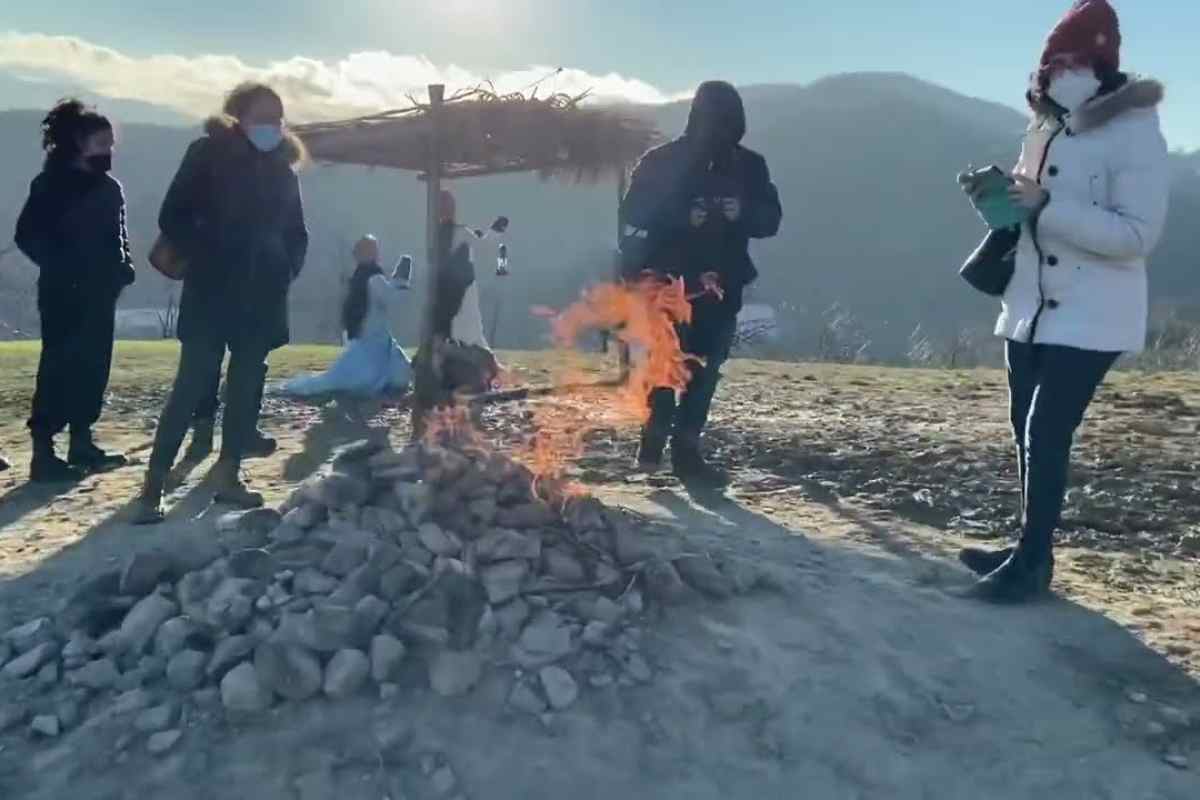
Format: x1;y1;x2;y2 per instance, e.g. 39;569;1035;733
246;124;284;153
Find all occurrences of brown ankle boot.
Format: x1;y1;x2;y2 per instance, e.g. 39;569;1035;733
209;459;263;509
132;472;167;525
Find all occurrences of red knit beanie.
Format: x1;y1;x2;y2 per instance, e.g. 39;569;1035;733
1040;0;1121;78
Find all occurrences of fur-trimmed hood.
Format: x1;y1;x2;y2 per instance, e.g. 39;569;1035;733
1030;77;1164;133
202;115;307;169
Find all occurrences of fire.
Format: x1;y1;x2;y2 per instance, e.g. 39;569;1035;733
514;273;707;490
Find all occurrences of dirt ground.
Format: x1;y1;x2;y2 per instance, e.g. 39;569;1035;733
0;344;1197;799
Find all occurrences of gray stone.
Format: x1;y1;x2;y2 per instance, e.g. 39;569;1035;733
221;662;271;713
120;551;174;596
118;594;179;655
613;523;656;566
203;578;259;631
643;558;689;605
167;534;225;575
431;766;457;796
386;594;450;646
429;650;483;697
155;617;210;658
475;529;542;564
481;561;528;605
294;764;337;800
293;568;339;596
5;617;55;653
218;507;282;541
3;641;60;679
508;681;547;715
582;621;611;648
0;703;27;732
323;649;370;698
494;598;532;641
270;522;308;547
193;687;220;708
321;541;369;578
228;549;278;581
418;523;461;557
0;640;11;667
316;472;371;509
36;661;59;687
283;503;324;530
133;703;178;734
370;635;407;683
623;653;653;683
166;650;208;691
379;562;426;601
589;597;624;625
361;508;408;540
67;657;120;689
539;666;579;710
394;482;434;524
254;642;323;701
329;564;383;607
512;611;573;667
544;549;587;584
147;729;183;755
30;714;60;738
674;556;734;600
176;569;222;619
207;635;257;681
55;696;82;730
497;502;558;530
354;595;390;642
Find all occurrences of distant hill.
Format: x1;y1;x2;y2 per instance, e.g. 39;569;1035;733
1;72;1197;359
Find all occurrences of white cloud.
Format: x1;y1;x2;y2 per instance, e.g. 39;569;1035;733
0;31;681;122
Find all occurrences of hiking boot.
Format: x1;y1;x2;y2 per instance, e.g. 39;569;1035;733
0;454;9;472
964;546;1054;604
209;459;263;509
670;440;730;488
132;472;167;526
636;430;667;473
959;546;1015;577
30;436;83;484
243;429;278;459
68;430;128;473
184;417;215;462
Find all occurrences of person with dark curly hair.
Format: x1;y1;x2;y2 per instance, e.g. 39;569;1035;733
14;98;135;483
135;83;309;522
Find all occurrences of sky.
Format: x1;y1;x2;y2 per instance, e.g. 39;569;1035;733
1;0;1196;148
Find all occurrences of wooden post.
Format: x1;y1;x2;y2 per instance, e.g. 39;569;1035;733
411;84;446;440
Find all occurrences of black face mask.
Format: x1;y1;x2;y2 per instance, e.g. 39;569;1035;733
86;154;113;174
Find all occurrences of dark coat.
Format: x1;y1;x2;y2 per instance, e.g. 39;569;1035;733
161;117;309;351
619;82;781;315
431;223;476;340
15;162;136;304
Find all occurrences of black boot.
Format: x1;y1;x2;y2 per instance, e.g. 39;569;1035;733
184;417;215;462
0;454;9;473
243;429;277;459
670;438;730;488
30;434;82;484
958;546;1015;577
636;429;667;472
964;544;1054;604
132;470;167;526
68;429;128;473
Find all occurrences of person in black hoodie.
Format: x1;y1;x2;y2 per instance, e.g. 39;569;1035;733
15;99;135;482
620;80;782;487
134;82;308;522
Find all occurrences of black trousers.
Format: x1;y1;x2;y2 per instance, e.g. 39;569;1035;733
1006;340;1118;554
29;288;118;439
645;309;738;446
149;332;269;474
192;361;267;423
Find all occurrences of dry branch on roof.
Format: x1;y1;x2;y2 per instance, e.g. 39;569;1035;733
292;87;659;181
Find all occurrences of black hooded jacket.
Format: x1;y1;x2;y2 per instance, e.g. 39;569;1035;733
15;160;136;302
619;81;781;314
160;117;309;350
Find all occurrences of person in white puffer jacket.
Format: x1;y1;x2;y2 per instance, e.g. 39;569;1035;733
960;0;1170;603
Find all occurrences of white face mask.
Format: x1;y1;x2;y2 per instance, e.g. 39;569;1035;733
1046;69;1101;113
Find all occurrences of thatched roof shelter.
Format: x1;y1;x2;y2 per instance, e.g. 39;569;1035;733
293;87;659;181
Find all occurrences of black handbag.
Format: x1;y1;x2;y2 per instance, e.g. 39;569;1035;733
960;226;1019;297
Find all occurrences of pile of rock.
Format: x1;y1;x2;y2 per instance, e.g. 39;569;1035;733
0;439;762;748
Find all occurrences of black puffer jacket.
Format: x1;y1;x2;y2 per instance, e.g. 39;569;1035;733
161;117;309;350
15;162;136;302
620;81;781;314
